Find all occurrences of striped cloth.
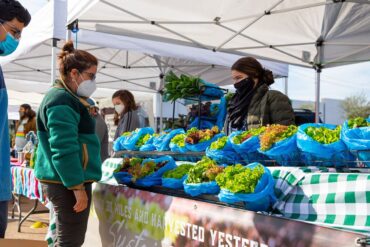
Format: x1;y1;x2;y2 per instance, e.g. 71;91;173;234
11;166;46;203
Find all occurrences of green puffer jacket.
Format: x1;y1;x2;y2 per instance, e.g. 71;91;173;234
35;80;102;189
226;84;295;131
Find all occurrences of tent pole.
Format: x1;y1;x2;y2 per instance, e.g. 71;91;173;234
159;74;164;132
315;68;321;123
284;77;288;96
50;38;57;85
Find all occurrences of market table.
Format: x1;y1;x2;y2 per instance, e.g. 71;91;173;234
92;158;370;246
10;165;49;232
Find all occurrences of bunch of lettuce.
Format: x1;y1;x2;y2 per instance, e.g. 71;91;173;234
114;157;143;173
260;125;297;151
136;133;152;148
215;164;264;193
185;126;220;144
232;126;266;144
348;117;370;129
187;157;223;183
170;133;186;147
210;136;228;150
162;164;193;179
305;126;341;144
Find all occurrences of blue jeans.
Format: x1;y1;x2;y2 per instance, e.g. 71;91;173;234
0;200;8;238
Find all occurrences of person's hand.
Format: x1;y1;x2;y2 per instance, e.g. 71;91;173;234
73;189;88;213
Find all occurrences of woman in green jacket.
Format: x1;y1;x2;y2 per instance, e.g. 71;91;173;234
226;57;295;133
35;41;101;246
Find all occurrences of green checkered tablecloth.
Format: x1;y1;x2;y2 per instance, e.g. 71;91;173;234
99;158;370;233
270;167;370;233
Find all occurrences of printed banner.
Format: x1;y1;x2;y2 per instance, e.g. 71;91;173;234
93;183;366;247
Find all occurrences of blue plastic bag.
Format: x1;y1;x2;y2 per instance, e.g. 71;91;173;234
135;156;177;187
169;142;188;153
162;175;187;189
188;118;215;130
258;134;300;166
183;180;220;197
185;133;225;152
341;119;370;166
229;131;267;164
113;136;125;151
218;163;276;212
205;139;242;164
122;127;154;151
113;172;133;185
153;129;185;151
297;123;354;167
200;80;224;100
139;144;156;151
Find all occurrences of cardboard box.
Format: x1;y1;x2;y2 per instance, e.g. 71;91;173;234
0;239;47;247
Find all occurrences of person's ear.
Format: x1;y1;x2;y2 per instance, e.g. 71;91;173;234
70;69;79;82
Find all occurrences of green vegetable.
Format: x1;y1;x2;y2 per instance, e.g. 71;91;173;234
210;136;228;150
163;164;193;179
305;126;341;144
186;157;223;184
348;117;370;129
232;127;266;144
163;71;204;101
216;164;265;194
136;134;151;147
260;125;297;151
170;134;186;147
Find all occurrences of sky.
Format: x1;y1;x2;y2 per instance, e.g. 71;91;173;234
17;0;370;102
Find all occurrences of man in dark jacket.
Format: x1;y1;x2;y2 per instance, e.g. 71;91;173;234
0;0;31;238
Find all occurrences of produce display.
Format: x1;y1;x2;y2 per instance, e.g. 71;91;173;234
185;126;220;144
260;125;297;151
232;127;266;144
209;136;228;150
348;117;370;129
187;157;224;184
215;164;264;194
163;71;202;101
162;164;193;179
305;126;341;144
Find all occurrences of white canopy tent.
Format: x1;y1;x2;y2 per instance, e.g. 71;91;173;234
70;0;370;122
0;0;289;130
0;0;289;93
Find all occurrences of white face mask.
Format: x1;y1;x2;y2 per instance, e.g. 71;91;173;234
114;104;125;114
74;73;97;97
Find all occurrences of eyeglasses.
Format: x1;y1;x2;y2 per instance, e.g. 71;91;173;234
0;20;22;40
82;71;96;81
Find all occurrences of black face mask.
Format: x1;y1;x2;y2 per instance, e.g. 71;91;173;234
233;77;254;91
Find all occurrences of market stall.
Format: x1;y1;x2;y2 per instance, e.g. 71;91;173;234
1;1;370;247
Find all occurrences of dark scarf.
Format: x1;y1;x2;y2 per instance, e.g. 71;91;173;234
227;78;258;130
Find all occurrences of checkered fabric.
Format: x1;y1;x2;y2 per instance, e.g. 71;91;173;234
271;167;370;233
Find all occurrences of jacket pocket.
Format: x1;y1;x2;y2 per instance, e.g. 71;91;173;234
82;143;89;170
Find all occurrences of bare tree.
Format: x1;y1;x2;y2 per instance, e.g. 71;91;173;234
341;92;370;119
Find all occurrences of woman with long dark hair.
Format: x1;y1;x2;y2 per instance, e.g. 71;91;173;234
226;57;295;133
112;89;146;140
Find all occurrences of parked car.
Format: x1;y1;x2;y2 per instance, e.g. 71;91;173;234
294;109;322;125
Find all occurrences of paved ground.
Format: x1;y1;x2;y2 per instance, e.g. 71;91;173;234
4;197;102;247
5;197;48;241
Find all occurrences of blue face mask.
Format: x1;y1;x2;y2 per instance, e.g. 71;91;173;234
0;25;19;56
